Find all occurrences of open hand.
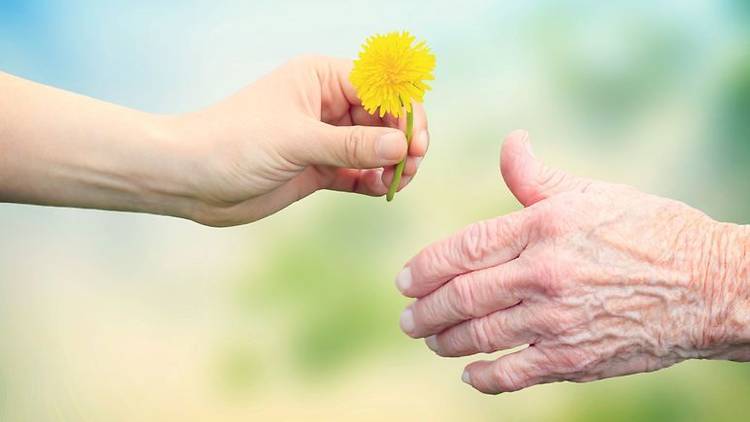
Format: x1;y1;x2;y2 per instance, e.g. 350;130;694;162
396;130;749;394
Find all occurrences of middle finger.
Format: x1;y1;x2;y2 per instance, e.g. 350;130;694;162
402;259;530;338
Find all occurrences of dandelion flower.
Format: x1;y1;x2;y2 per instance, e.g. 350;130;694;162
350;31;436;201
350;31;436;118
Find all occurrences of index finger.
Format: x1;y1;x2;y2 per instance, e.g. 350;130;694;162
396;210;531;298
317;57;429;149
316;57;380;126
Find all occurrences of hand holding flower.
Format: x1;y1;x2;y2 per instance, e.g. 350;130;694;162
0;56;429;225
350;32;436;201
168;56;430;225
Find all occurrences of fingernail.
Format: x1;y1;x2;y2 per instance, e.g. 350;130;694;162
425;335;439;353
400;308;415;333
462;370;472;385
395;267;412;292
378;131;407;161
415;157;423;168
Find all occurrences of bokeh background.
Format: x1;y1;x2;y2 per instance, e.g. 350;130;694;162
1;0;749;420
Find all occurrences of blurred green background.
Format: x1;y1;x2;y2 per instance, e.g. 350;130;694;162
1;1;749;420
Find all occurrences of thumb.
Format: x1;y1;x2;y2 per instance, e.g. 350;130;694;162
293;123;407;169
500;129;592;206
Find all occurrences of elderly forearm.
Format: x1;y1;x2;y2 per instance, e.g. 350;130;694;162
0;72;193;217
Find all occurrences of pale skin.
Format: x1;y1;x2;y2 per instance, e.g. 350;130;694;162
0;56;429;226
397;130;750;394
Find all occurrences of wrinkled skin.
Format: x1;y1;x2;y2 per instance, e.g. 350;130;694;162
397;130;750;394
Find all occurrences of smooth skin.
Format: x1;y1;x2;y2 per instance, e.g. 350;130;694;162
397;129;750;394
0;56;429;226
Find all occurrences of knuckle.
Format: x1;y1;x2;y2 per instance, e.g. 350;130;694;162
459;221;492;263
536;167;569;195
527;203;565;238
420;245;451;278
413;298;439;333
520;209;542;236
468;318;495;353
536;167;593;198
535;193;579;220
495;364;526;392
539;345;593;376
533;199;557;220
452;275;479;318
561;349;597;375
343;128;365;166
531;259;564;297
536;309;569;337
530;252;577;298
511;254;537;290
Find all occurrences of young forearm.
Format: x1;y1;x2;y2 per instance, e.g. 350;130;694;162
0;72;194;218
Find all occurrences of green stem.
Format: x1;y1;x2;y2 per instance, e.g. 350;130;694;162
386;109;413;202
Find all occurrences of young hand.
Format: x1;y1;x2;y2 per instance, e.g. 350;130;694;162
0;56;428;226
170;56;429;226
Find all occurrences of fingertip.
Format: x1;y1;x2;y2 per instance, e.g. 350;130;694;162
505;129;529;144
463;360;500;394
396;175;413;192
402;156;419;177
380;166;414;189
499;128;561;207
425;335;440;353
377;130;408;163
409;130;430;157
500;129;529;160
364;168;387;196
381;166;394;186
411;102;428;130
399;307;416;335
462;363;482;390
509;129;534;159
395;267;412;293
462;369;472;385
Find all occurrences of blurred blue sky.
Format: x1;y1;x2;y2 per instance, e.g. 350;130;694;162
2;1;740;111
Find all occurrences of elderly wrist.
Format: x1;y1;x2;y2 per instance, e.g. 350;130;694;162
699;223;750;359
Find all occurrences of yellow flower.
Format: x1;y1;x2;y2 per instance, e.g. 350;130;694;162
350;31;436;118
